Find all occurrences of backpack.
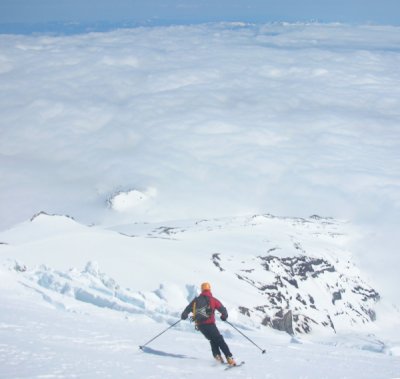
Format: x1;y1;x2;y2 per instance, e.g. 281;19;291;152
192;295;212;322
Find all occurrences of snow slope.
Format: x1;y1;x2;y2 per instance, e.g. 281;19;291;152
1;255;400;379
0;213;394;334
1;212;400;378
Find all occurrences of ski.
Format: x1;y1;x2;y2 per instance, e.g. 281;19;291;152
224;361;245;370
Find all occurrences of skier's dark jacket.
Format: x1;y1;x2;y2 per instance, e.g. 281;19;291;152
181;290;228;325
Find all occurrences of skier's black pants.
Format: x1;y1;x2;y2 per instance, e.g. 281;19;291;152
197;323;232;358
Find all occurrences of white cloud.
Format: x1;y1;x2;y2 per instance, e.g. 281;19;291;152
0;23;399;236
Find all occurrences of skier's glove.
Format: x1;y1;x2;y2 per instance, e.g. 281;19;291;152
181;313;188;320
220;314;227;321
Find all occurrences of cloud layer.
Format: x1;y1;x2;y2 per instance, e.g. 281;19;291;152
1;23;399;233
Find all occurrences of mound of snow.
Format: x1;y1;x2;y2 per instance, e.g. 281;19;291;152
12;260;189;323
108;188;157;213
0;212;88;244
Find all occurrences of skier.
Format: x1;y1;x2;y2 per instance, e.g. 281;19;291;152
181;282;236;366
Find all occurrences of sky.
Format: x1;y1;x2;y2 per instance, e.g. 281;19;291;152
0;0;400;26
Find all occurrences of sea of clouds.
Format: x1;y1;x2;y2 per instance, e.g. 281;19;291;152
1;22;399;302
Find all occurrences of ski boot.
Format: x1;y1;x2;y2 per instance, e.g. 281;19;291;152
226;356;237;366
214;354;225;364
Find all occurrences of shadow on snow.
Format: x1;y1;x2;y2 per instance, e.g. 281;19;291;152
139;346;197;359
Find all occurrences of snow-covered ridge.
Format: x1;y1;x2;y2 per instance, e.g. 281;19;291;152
0;211;86;244
0;212;384;335
7;260;188;324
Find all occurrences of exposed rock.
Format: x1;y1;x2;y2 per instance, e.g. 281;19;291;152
211;253;224;272
30;211;75;222
270;310;294;335
213;253;380;335
332;291;342;304
238;306;251;317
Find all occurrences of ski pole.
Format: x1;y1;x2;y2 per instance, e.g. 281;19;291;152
139;319;181;349
225;320;266;354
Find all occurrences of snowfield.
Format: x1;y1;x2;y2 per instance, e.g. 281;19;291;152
1;257;400;379
1;213;400;378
